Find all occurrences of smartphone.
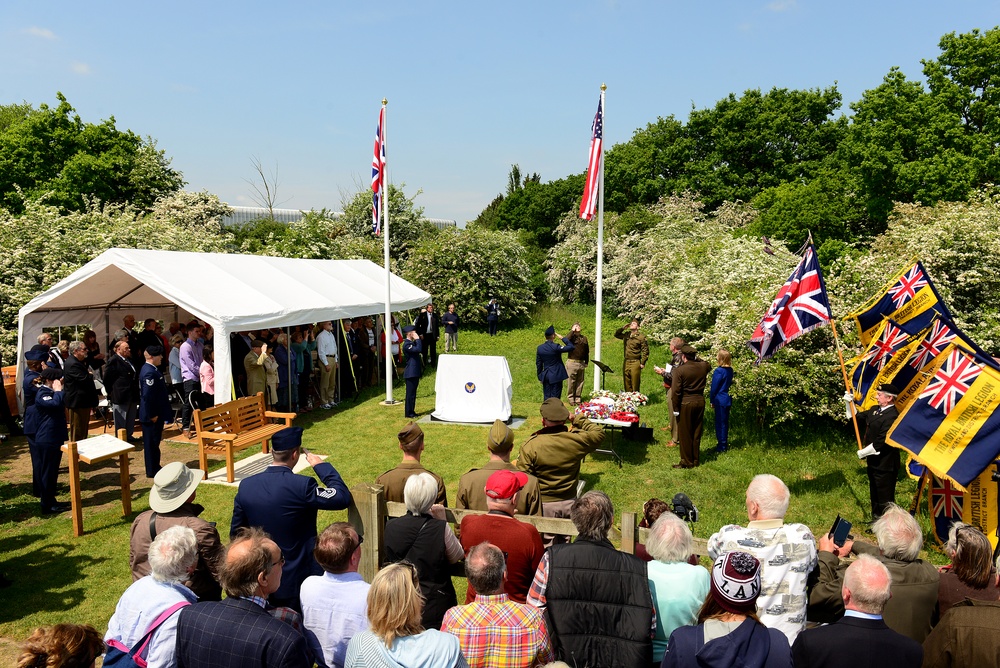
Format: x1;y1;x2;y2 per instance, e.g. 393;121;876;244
830;515;853;547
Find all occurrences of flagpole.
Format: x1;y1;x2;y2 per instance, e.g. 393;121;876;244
593;83;606;395
830;319;864;450
380;98;397;405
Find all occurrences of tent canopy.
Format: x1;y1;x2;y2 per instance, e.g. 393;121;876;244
17;248;431;405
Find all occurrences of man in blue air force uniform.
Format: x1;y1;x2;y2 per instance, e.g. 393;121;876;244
139;345;172;479
230;426;351;612
536;325;574;401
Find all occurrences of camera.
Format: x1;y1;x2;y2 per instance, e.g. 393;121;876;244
671;492;698;523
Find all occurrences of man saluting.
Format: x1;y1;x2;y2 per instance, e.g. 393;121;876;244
536;325;574;401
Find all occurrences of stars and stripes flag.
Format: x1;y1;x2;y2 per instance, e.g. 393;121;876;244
844;260;951;345
748;245;833;364
579;96;603;220
887;343;1000;489
371;105;386;236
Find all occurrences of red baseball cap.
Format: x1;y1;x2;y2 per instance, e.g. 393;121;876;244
485;470;528;500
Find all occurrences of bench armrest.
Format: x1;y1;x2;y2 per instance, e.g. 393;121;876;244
199;431;238;442
264;410;296;424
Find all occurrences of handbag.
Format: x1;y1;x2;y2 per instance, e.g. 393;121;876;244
103;600;190;668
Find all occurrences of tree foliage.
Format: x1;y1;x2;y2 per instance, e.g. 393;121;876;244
339;182;431;260
402;227;535;327
0;94;184;213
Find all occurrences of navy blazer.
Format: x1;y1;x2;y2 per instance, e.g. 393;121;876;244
139;362;172;424
103;353;137;405
26;385;68;445
403;339;422;379
536;337;574;384
414;310;440;338
709;366;734;408
791;615;922;668
63;355;97;409
231;463;351;600
174;597;310;668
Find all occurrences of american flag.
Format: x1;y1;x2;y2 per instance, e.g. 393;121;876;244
748;245;832;363
371;106;386;236
579;96;603;220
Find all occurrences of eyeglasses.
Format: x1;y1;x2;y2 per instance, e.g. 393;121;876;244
271;554;286;569
355;534;365;549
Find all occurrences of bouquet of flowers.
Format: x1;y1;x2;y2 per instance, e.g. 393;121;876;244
575;401;612;420
614;391;649;413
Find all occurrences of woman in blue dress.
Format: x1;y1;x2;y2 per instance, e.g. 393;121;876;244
709;349;734;453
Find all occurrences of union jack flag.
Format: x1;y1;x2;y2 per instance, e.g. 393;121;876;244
920;347;982;413
579;95;603;221
371;105;386;236
930;474;964;543
748;245;832;364
888;263;929;309
864;321;911;371
909;317;957;369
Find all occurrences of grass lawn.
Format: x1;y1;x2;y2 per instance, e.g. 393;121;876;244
0;303;942;662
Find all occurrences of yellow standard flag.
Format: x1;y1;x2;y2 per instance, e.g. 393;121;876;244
844;261;951;346
962;462;1000;552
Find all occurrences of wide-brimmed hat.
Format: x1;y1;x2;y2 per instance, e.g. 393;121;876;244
149;462;205;513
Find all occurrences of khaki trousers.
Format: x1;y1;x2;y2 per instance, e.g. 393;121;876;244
320;356;337;404
565;359;587;404
623;359;642;392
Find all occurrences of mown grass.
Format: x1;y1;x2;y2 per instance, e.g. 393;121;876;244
0;303;941;660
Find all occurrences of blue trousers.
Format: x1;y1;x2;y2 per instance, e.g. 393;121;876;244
405;377;419;417
542;381;563;401
714;404;731;446
141;420;164;478
32;441;62;509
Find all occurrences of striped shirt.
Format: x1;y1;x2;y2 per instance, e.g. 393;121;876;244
441;593;554;668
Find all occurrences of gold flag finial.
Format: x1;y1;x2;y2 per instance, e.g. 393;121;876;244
382;98;388;106
600;83;607;92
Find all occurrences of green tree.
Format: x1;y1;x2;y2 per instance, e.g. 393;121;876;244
402;227;535;327
603;115;685;212
339;182;431;259
0;94;183;213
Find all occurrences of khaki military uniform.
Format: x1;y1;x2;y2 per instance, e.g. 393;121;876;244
515;416;605;503
455;461;543;515
614;327;649;392
671;358;711;467
375;460;448;506
564;333;590;405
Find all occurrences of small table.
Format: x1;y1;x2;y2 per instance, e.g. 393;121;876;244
61;433;135;537
589;417;634;468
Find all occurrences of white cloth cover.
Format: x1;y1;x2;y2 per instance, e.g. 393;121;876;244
431;355;512;423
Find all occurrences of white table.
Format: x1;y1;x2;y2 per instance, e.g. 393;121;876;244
432;355;513;423
588;417;636;468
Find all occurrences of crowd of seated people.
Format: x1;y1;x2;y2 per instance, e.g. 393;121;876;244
16;395;1000;668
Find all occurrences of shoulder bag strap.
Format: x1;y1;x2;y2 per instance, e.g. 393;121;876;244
148;512;158;541
129;600;191;666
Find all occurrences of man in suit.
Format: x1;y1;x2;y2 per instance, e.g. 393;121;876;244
793;553;922;667
401;325;422;418
414;303;440;368
174;527;311;668
102;339;138;442
536;325;574;400
846;383;901;519
230;331;252;397
671;345;711;468
485;298;500;337
230;426;351;612
64;340;98;443
139;345;171;479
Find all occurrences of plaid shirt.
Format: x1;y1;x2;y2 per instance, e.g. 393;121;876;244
441;593;554;668
527;552;657;635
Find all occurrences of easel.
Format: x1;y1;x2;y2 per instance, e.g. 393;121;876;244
62;429;134;537
592;360;614;390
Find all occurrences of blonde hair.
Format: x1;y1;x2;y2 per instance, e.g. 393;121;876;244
717;349;732;368
17;624;104;668
367;563;424;646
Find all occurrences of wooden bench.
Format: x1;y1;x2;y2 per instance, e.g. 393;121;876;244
193;392;296;482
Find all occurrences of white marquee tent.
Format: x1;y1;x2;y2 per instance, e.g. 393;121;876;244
16;248;431;406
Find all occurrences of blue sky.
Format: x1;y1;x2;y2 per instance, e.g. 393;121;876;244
1;2;996;224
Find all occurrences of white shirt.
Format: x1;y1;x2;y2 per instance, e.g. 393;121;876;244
105;577;196;668
300;571;371;668
316;329;338;362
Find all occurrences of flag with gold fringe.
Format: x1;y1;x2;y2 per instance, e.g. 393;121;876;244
848;318;920;407
960;460;1000;551
887;343;1000;490
844;260;951;346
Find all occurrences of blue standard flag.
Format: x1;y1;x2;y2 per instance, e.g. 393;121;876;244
845;260;951;346
887;343;1000;490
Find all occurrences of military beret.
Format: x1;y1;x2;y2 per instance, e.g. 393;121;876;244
398;421;423;446
145;344;164;357
539;397;570;422
487;419;514;453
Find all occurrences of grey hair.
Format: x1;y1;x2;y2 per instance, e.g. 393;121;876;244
403;472;437;515
872;503;923;562
843;553;892;614
148;525;198;584
746;474;789;520
68;340;86;355
646;512;693;563
466;542;505;595
571;491;614;541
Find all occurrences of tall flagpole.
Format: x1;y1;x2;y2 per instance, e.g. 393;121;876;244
381;98;397;404
593;83;606;394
